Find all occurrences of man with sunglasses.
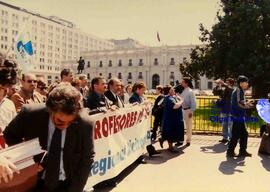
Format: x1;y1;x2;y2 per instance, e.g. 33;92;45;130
4;84;95;192
11;73;44;112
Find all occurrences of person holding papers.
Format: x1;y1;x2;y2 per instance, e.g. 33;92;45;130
0;155;19;183
4;84;95;192
86;77;111;115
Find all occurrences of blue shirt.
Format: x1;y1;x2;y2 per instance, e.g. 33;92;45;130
180;87;196;112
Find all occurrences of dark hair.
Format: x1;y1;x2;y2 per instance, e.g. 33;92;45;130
156;85;163;93
132;82;146;93
237;75;248;85
0;58;18;86
107;78;119;89
163;85;172;95
91;77;105;90
60;69;72;80
182;77;193;89
174;84;184;94
226;78;235;86
37;79;47;89
46;84;82;115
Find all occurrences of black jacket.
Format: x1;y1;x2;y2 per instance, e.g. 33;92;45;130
3;104;95;192
152;94;164;117
104;90;124;108
129;93;143;104
86;91;111;115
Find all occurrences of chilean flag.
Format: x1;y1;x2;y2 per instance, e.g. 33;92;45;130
157;31;160;42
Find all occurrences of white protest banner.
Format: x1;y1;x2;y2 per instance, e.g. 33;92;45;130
84;103;152;190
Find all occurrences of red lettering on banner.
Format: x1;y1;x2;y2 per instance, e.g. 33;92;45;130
112;115;118;134
102;117;109;137
94;107;150;140
94;121;102;139
133;111;138;125
108;116;114;135
129;112;134;127
125;112;131;128
116;115;121;131
120;114;126;130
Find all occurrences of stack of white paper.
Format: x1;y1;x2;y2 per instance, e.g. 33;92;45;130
0;138;45;170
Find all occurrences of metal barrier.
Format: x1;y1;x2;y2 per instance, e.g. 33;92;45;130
146;95;263;136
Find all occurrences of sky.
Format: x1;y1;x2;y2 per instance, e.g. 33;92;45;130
2;0;221;46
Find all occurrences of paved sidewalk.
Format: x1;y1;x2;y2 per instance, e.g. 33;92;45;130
94;135;270;192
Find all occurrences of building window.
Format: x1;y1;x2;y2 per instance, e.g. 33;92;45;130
128;59;132;66
138;72;143;79
118;59;122;67
208;82;213;89
170;72;175;79
108;73;112;79
170;58;175;65
128;72;132;79
108;60;112;67
87;61;90;68
87;73;90;79
154;58;158;65
139;59;143;66
170;72;175;86
99;73;102;76
118;73;122;79
99;61;103;67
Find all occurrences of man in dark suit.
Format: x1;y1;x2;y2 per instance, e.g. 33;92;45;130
105;78;124;108
86;77;111;115
4;84;95;192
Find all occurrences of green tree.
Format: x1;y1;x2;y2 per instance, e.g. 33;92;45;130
180;0;270;98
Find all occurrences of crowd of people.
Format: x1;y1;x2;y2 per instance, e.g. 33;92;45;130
0;50;198;191
0;51;263;191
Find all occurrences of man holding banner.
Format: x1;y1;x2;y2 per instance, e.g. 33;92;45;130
87;77;111;115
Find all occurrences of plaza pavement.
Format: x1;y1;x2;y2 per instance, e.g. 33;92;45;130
93;135;270;192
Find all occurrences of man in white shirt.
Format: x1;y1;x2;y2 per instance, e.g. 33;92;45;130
181;77;196;146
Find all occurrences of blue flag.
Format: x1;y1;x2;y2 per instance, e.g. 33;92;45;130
256;99;270;123
15;32;34;73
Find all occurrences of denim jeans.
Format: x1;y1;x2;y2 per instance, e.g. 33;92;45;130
221;113;232;140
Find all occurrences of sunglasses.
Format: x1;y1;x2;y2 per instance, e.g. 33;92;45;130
26;80;37;83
